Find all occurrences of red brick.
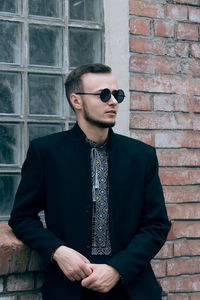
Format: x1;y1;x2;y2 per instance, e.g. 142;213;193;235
0;233;13;275
177;23;198;41
181;59;200;76
129;0;164;18
20;294;42;300
167;296;188;300
157;150;200;166
154;95;200;113
130;93;151;111
174;239;200;256
129;56;155;74
172;0;199;4
193;114;200;130
159;169;200;186
193;78;200;95
155;242;173;259
167;4;188;21
129;18;150;35
163;186;200;204
189;7;200;23
130;112;193;130
130;37;165;55
168;221;200;239
130;130;153;146
191;294;200;300
6;274;34;292
166;41;189;57
154;20;174;38
160;275;200;293
167;257;200;276
154;58;180;74
191;43;200;58
155;132;200;148
130;74;176;93
151;260;166;277
28;250;44;272
167;203;200;220
0;224;30;274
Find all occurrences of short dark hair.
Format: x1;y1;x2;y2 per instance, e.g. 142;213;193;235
64;63;112;110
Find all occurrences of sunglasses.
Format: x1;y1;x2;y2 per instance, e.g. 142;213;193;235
76;88;125;103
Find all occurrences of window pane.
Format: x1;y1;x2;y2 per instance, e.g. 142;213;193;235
0;72;22;115
28;123;64;142
29;24;63;67
69;0;102;23
0;175;20;219
28;74;63;116
0;123;22;165
29;0;61;18
69;29;102;68
0;0;19;14
0;21;22;64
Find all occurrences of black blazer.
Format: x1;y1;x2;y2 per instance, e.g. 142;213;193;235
9;123;171;300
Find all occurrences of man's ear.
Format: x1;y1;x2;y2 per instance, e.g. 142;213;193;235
70;93;82;111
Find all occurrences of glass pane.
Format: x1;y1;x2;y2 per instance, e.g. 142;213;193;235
0;123;22;165
69;0;102;23
0;21;21;64
28;74;63;116
28;123;64;142
0;72;22;115
0;175;20;219
69;29;102;68
0;0;19;14
29;0;61;18
29;24;63;67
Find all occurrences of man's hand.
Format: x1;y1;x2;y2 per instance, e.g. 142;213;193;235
53;245;92;281
81;264;120;293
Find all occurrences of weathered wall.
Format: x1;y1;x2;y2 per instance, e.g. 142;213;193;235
0;0;200;299
129;0;200;299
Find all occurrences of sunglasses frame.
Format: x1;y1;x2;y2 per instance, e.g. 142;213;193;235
76;88;125;103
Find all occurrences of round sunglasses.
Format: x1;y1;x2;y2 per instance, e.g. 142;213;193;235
76;88;125;103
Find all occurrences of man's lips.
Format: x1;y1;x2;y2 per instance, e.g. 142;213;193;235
105;110;116;115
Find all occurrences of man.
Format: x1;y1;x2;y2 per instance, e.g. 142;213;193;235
9;63;171;300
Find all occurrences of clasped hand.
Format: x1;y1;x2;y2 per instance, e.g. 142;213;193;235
53;245;120;293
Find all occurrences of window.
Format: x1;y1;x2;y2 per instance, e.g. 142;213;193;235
0;0;104;221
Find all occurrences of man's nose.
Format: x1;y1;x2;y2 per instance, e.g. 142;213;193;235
107;94;118;105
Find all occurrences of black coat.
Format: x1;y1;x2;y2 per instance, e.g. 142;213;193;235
9;123;171;300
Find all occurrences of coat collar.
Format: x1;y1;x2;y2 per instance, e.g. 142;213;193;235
70;122;117;150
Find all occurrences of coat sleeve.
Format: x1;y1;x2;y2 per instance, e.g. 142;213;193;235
8;141;64;266
106;147;171;285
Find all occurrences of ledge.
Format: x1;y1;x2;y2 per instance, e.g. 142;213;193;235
0;223;44;276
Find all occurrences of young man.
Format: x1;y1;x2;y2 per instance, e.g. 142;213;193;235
9;63;171;300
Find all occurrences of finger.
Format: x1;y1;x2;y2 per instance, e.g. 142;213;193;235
78;268;89;279
79;254;90;264
82;264;93;277
74;274;82;281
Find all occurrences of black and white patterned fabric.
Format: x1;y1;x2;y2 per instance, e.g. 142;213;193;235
86;138;111;255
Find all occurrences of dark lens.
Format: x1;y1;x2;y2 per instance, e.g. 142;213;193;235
100;89;111;102
113;89;125;103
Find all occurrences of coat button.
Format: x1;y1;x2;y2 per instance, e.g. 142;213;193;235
86;244;90;249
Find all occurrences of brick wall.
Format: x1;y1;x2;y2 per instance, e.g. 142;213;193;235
0;1;200;299
129;0;200;299
0;224;44;300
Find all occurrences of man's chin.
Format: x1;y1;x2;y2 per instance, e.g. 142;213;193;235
94;120;116;128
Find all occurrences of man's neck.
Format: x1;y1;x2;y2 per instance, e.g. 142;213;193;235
77;120;109;147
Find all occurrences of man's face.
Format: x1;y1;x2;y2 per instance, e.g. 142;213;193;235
79;72;119;129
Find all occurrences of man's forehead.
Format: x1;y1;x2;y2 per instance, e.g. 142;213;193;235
81;72;118;89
